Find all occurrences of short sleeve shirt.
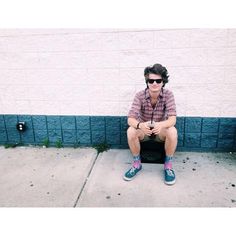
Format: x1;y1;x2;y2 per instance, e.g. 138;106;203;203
128;88;177;122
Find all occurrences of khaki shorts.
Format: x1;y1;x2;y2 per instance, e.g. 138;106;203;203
141;134;165;143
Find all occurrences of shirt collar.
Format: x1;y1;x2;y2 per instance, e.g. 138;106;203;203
145;88;164;100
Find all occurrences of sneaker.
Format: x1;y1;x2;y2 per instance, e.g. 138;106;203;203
123;165;142;181
164;169;176;185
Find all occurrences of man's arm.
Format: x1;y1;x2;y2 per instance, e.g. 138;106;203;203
159;116;176;128
128;117;153;136
152;116;176;135
128;117;140;129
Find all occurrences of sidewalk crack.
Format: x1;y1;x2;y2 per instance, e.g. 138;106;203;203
73;152;100;207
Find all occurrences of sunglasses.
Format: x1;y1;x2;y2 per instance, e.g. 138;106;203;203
147;78;163;84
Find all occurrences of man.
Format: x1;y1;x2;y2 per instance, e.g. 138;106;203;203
123;63;178;185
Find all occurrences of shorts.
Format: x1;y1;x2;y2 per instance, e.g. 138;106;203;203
141;134;165;143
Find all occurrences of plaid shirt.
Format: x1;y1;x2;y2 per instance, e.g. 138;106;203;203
128;88;177;122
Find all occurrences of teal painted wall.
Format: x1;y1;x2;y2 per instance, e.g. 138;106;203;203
0;115;236;152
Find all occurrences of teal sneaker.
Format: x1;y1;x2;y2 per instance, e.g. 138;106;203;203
123;165;142;181
164;169;176;185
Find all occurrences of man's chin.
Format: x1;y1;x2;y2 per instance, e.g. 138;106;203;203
150;88;160;93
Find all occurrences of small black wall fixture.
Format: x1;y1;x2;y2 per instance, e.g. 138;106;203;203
16;122;27;132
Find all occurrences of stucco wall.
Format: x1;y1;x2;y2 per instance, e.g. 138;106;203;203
0;28;236;117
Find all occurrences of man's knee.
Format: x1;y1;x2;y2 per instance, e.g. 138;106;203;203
166;127;178;140
127;126;139;140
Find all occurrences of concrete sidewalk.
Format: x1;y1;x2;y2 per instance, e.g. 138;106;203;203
0;146;236;207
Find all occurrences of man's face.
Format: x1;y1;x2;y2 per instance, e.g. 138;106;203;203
147;73;163;92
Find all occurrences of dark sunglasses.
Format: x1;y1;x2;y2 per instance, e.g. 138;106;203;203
147;78;163;84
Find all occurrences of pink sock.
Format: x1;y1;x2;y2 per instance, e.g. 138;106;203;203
164;156;173;170
133;155;141;168
133;160;141;168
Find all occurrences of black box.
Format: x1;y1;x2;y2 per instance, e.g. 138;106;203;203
140;140;166;164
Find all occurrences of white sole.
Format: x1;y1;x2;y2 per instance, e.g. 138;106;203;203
123;169;142;181
164;179;176;185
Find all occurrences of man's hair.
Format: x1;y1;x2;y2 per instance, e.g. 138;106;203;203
144;63;169;87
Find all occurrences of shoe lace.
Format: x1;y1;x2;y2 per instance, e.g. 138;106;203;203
130;166;136;174
166;169;174;177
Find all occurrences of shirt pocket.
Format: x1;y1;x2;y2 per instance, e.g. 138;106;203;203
157;100;165;111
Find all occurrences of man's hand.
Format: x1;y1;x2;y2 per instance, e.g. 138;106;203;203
152;122;165;135
139;122;153;136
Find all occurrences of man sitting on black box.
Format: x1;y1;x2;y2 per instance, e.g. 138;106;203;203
123;63;178;185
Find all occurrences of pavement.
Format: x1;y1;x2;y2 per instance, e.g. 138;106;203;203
0;146;236;207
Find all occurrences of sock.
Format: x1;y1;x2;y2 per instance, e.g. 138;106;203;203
133;155;141;169
164;155;173;170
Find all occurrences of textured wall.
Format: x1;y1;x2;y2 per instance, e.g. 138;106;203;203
1;115;236;151
0;29;236;117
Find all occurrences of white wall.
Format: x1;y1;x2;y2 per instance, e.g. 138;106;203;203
0;29;236;117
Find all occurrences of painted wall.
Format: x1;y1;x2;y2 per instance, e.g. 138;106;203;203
0;29;236;117
0;29;236;151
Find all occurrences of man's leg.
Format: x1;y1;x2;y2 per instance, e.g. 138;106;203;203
127;126;145;156
158;127;178;185
123;127;145;181
159;126;178;156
